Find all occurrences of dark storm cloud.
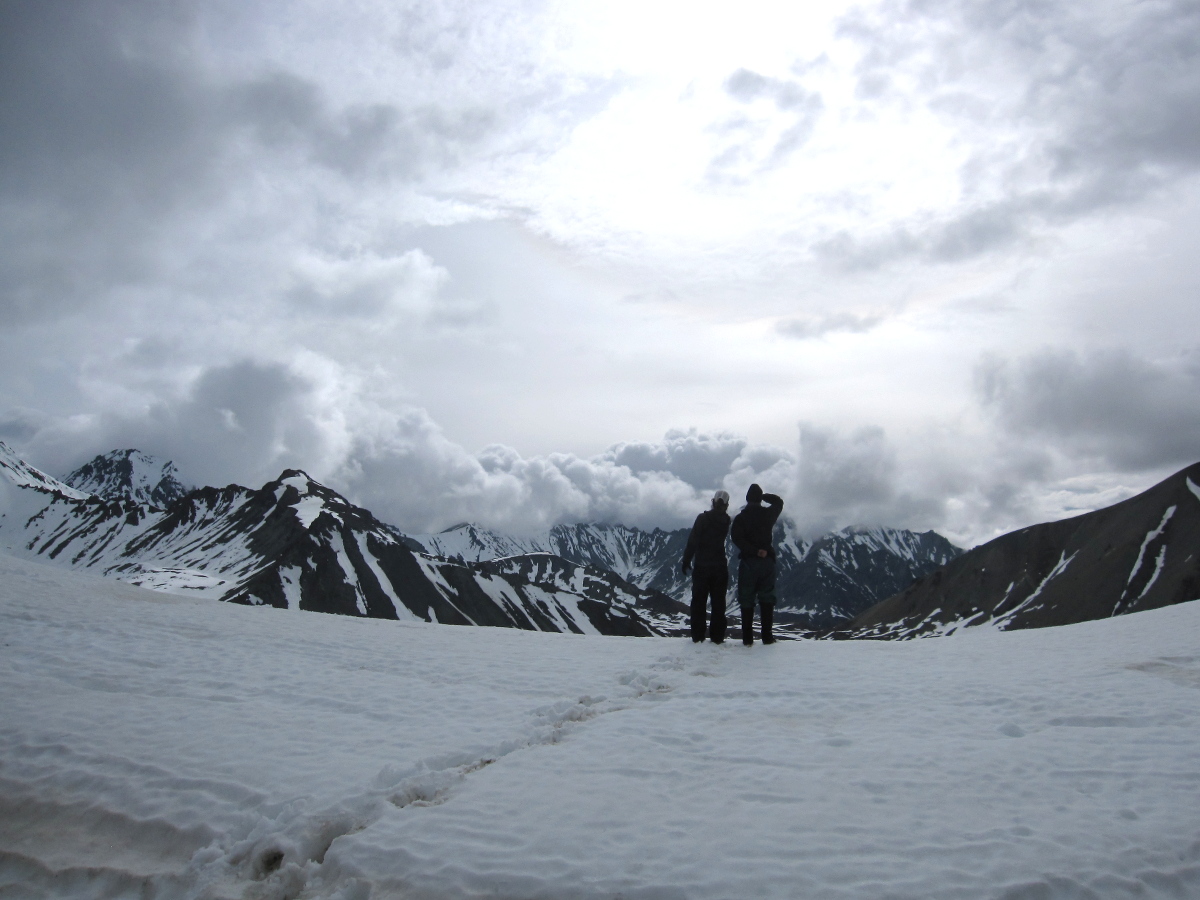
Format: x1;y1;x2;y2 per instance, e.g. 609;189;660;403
93;360;324;489
975;347;1200;471
0;1;223;320
791;423;945;537
822;0;1200;269
0;0;499;325
0;407;52;445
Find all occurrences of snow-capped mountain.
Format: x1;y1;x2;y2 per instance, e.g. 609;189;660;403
0;443;684;636
407;522;691;598
64;449;192;507
409;518;959;628
848;461;1200;638
0;441;956;634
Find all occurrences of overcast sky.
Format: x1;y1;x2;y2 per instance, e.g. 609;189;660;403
3;0;1199;545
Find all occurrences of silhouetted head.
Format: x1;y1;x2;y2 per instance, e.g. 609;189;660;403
712;489;730;511
746;483;763;504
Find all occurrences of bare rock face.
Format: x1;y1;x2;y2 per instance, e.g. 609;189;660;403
848;462;1200;639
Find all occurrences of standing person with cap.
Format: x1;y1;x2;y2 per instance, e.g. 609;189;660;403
730;484;784;645
680;490;732;643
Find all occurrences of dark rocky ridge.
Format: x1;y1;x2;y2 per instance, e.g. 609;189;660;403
847;462;1200;638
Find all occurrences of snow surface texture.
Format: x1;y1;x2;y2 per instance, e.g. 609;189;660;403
2;552;1199;900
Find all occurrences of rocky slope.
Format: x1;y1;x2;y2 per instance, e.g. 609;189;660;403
847;462;1200;638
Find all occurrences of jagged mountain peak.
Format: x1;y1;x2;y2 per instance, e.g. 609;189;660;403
265;469;370;532
65;449;192;507
817;524;960;559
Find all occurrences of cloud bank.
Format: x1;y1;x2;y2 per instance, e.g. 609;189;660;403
3;2;1200;549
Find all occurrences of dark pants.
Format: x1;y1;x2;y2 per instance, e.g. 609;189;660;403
737;556;776;644
690;564;728;643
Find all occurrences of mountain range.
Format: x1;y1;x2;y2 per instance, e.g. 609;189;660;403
405;519;961;628
0;446;962;636
0;444;685;637
19;445;1193;642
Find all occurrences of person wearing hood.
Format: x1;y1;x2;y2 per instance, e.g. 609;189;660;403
730;484;784;645
680;490;732;643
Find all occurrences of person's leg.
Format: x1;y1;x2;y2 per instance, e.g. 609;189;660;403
689;571;707;642
736;559;755;645
760;560;777;643
710;566;728;644
760;602;775;644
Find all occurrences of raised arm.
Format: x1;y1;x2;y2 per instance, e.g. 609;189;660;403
763;493;784;529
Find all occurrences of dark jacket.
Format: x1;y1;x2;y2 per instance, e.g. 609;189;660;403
682;508;731;570
731;494;784;560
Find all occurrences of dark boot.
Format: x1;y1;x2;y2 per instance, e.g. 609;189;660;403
741;606;753;646
761;604;775;645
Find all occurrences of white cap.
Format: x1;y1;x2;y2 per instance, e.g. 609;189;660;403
713;490;730;505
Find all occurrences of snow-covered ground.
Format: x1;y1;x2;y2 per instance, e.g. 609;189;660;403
1;551;1198;900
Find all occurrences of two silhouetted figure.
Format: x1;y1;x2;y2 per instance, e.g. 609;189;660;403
682;484;783;645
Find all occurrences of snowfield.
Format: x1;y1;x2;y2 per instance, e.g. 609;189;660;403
1;551;1198;900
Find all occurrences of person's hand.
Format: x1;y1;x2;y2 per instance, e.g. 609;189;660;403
757;548;768;558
